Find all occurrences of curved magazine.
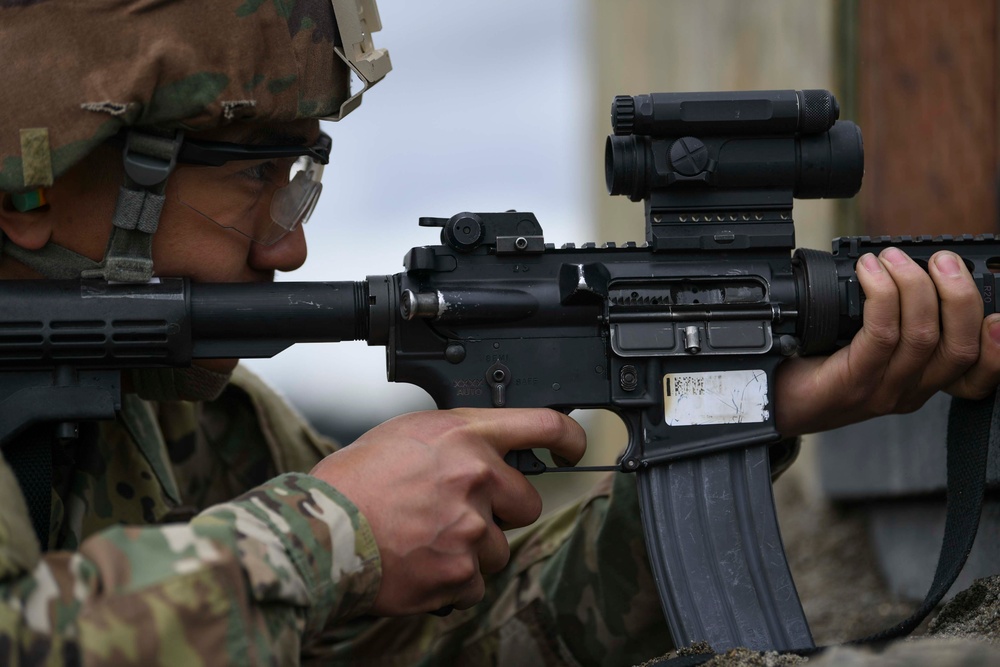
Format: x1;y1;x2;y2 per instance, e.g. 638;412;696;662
637;445;814;652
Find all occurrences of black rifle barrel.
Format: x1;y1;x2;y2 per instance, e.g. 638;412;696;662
0;280;377;445
190;281;371;359
0;279;381;370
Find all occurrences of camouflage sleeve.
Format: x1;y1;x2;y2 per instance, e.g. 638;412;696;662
306;471;669;667
0;473;380;666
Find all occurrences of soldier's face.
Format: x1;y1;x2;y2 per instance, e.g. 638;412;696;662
152;119;322;283
9;119;322;285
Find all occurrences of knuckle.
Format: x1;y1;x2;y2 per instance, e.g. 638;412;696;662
863;324;899;352
461;458;493;488
902;325;939;355
456;512;490;543
941;340;981;370
530;409;567;442
444;554;478;586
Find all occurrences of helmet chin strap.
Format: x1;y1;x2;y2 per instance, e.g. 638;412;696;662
81;129;183;283
0;229;101;278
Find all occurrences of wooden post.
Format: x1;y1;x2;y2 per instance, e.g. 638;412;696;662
857;0;999;235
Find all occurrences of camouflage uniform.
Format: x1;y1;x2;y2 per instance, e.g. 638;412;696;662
0;366;377;665
0;2;670;664
0;365;669;666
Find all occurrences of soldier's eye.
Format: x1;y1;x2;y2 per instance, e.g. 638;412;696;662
239;161;275;182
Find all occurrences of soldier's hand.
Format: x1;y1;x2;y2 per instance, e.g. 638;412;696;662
775;248;1000;436
308;408;586;616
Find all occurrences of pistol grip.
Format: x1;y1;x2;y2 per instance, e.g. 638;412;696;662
503;449;547;475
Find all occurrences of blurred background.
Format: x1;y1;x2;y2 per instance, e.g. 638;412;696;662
243;0;999;640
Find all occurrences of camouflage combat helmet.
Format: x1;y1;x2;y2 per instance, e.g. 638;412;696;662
0;0;390;281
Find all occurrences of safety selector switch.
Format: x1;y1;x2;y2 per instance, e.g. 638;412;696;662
486;361;511;407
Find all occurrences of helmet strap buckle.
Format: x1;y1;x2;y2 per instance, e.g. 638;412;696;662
82;129;183;283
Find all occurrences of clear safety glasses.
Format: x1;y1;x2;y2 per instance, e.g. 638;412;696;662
173;132;331;245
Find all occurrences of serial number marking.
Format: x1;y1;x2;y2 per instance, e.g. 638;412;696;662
663;370;769;426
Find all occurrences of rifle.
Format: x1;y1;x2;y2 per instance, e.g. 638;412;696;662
2;90;997;652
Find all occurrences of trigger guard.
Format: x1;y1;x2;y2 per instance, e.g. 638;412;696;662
616;412;643;471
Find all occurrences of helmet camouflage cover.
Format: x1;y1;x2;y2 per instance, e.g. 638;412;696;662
0;0;389;193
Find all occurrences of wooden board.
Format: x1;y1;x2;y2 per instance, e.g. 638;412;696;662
857;0;998;235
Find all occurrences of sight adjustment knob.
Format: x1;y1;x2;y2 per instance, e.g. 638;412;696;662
444;212;485;251
669;137;709;176
612;95;636;135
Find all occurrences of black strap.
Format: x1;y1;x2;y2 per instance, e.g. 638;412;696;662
5;424;53;549
653;389;996;665
852;389;995;643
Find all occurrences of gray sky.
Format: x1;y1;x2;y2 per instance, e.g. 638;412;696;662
243;1;595;424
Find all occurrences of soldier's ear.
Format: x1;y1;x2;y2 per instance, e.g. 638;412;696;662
0;194;54;250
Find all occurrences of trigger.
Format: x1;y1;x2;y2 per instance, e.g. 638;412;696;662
504;450;546;475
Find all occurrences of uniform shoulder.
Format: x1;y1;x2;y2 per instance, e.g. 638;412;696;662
223;364;339;473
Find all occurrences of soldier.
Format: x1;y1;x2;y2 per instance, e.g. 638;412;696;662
0;1;998;665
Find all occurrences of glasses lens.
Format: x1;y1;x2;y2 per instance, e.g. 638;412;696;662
176;154;325;246
269;157;325;237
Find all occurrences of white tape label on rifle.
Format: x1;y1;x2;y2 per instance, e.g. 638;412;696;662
662;370;769;426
